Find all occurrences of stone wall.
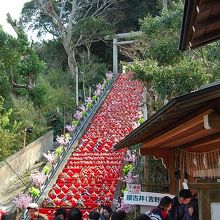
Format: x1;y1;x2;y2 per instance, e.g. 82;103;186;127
0;130;54;194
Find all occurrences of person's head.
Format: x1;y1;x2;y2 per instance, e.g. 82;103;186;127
68;208;82;220
102;206;112;219
89;210;100;220
136;214;151;220
110;211;126;220
2;214;14;220
53;216;63;220
55;208;67;220
158;196;173;212
27;203;40;220
178;189;192;204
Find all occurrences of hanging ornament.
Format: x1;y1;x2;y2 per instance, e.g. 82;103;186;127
193;157;197;167
203;153;208;169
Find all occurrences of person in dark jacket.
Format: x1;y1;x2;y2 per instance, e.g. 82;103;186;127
67;208;82;220
149;196;173;220
55;208;67;220
89;210;100;220
188;193;199;220
100;206;112;220
136;214;151;220
169;189;192;220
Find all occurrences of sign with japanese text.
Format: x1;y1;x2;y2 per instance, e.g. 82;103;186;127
124;191;174;206
127;184;141;193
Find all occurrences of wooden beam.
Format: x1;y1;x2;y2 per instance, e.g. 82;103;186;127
182;131;220;150
204;113;220;129
141;110;212;149
158;126;213;148
199;0;220;12
189;183;220;190
140;148;169;168
192;29;220;48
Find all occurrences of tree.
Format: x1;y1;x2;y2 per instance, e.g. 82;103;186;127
20;0;122;106
73;17;114;60
122;0;220;117
0;14;45;91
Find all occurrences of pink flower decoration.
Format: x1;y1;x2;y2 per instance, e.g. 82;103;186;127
105;71;113;80
43;151;55;163
85;97;93;104
74;110;83;120
13;193;32;209
31;171;47;187
94;89;101;97
65;125;75;132
96;83;102;90
79;105;87;112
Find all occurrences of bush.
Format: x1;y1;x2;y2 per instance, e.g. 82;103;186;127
12;97;48;143
0;97;22;160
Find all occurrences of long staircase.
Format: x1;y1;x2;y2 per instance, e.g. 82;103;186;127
39;73;143;219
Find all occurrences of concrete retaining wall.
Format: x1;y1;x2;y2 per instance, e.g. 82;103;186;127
0;130;54;193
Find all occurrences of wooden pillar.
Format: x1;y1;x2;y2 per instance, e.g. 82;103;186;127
167;149;176;195
143;156;149;191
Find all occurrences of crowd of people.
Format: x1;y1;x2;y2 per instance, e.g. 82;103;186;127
143;189;198;220
0;189;198;220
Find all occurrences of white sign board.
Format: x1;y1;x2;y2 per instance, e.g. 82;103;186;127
211;203;220;220
127;184;141;194
124;191;174;206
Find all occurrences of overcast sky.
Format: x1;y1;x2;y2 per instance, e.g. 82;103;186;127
0;0;29;36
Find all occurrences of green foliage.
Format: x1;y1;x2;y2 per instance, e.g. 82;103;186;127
12;98;48;142
86;103;93;109
55;146;63;157
0;97;22;160
153;58;211;99
30;71;75;111
112;0;160;32
72;120;80;126
15;51;45;77
0;27;19;70
137;117;145;124
43;165;51;175
139;2;183;65
79;53;107;94
73;17;114;46
29;186;40;197
35;39;68;70
130;1;218;101
129;59;158;84
123;164;135;175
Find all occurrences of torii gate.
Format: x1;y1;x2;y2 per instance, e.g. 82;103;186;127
112;32;142;74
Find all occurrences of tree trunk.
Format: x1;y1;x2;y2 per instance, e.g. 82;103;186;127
63;44;78;106
89;86;92;97
66;48;77;79
163;0;168;10
76;66;79;107
82;72;86;100
86;44;91;60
